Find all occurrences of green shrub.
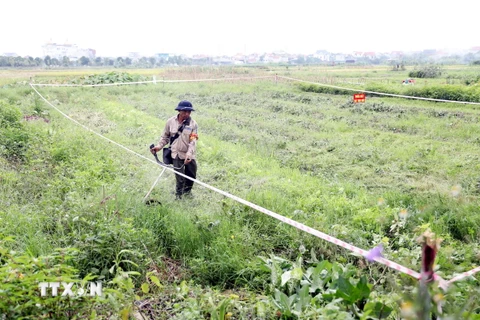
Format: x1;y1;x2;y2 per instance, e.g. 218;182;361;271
0;101;29;161
0;127;30;160
0;100;22;128
408;65;443;78
404;85;480;102
463;75;480;85
296;83;351;95
68;216;146;281
364;83;400;95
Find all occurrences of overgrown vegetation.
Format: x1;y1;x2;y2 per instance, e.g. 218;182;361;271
408;65;443;78
298;81;480;102
1;67;480;318
0;100;30;161
68;71;149;85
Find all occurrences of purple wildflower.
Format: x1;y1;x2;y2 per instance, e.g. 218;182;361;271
364;244;383;262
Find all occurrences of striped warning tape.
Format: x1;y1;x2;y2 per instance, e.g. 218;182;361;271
30;76;274;87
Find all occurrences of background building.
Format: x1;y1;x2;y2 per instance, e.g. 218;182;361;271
42;41;96;61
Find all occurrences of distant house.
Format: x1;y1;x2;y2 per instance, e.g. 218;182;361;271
313;50;330;61
2;52;18;57
264;53;289;64
390;51;404;59
422;49;437;56
469;46;480;53
191;54;209;62
363;52;376;59
212;56;233;65
331;54;346;63
246;53;260;64
42;42;95;60
352;51;364;58
128;52;141;61
155;53;172;63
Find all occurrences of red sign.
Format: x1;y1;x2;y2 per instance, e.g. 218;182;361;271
353;93;366;103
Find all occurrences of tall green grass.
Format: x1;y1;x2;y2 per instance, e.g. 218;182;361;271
1;68;480;318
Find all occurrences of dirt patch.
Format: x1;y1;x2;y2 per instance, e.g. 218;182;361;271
148;256;187;284
23;115;50;123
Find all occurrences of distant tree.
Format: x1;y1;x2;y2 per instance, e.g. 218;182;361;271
390;61;406;71
94;57;102;66
34;57;43;66
79;56;90;66
4;57;13;67
169;55;189;65
0;56;8;67
13;57;23;67
125;57;132;65
438;55;462;65
103;57;114;66
115;57;125;67
148;57;156;67
62;56;70;67
296;56;305;64
44;55;51;66
305;56;320;64
137;57;149;68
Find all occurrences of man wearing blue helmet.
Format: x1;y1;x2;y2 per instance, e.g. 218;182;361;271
150;100;199;199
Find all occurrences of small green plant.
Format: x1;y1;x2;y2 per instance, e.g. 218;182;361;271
258;255;393;319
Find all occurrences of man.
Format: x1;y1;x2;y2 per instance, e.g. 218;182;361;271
150;100;199;199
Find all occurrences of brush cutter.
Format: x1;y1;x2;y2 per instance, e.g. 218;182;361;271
144;144;187;205
144;144;167;205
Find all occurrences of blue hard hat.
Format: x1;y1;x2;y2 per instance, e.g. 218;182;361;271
175;100;195;111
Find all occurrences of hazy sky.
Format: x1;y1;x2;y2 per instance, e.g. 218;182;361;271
1;0;478;57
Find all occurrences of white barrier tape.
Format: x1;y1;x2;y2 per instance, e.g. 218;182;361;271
162;76;273;83
30;76;274;87
446;266;480;284
29;83;480;285
31;80;158;87
278;75;480;105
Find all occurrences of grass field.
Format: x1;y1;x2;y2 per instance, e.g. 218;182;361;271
1;66;480;319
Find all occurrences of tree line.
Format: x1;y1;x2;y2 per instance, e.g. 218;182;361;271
0;55;190;68
2;52;480;68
